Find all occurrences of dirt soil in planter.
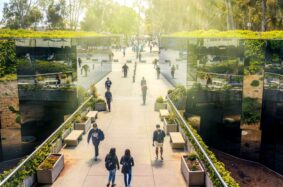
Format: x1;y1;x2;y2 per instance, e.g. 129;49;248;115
213;150;283;187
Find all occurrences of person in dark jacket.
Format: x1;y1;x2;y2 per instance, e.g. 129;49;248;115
122;64;129;78
120;149;134;187
105;89;113;112
87;123;104;161
105;148;119;187
141;83;148;105
156;65;160;79
105;77;112;90
152;124;166;160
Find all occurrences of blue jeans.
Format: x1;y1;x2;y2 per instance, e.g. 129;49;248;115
108;169;116;184
123;169;132;186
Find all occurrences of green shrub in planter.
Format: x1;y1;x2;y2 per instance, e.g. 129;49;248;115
156;96;164;103
250;80;260;87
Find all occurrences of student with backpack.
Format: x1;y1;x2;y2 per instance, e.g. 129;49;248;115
87;123;105;161
120;149;134;187
105;148;120;187
152;124;166;160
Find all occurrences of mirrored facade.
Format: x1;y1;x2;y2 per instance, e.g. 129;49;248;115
160;37;283;174
0;37;112;166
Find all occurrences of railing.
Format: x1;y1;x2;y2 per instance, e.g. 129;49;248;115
166;96;229;187
0;96;93;186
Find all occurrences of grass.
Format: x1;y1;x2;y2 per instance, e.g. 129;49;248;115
163;30;283;39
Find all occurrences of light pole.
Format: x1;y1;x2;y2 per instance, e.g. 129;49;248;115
136;0;141;59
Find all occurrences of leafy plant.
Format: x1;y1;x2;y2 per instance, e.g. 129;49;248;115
165;113;176;124
38;155;60;170
96;98;106;103
250;80;260;87
187;152;198;161
156;96;164;103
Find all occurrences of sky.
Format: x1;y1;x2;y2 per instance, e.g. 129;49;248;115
0;0;8;21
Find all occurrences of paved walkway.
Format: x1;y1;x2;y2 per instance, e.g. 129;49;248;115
47;48;187;187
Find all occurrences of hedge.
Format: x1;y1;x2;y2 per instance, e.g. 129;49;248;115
163;30;283;39
0;29;115;39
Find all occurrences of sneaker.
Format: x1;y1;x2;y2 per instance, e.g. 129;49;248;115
106;183;110;187
111;184;116;187
94;157;98;161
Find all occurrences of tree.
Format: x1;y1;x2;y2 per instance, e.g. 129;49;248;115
66;0;89;30
81;0;139;35
47;0;67;29
2;0;43;29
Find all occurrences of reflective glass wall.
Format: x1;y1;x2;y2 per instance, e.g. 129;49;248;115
0;37;112;165
160;37;283;174
159;38;188;87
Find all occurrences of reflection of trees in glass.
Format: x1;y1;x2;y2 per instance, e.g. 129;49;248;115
244;40;265;59
242;97;261;125
0;40;16;78
200;59;244;74
244;60;264;75
17;59;72;74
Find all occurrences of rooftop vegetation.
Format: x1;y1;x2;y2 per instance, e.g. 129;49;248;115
163;30;283;39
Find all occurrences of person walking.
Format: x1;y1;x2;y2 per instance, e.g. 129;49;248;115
105;77;112;90
122;64;129;78
138;53;142;62
171;65;176;79
156;65;161;79
153;58;157;69
87;123;105;161
140;77;146;87
141;82;148;105
120;149;134;187
56;73;61;87
152;124;166;160
105;148;120;187
105;89;113;112
78;57;82;67
123;47;126;57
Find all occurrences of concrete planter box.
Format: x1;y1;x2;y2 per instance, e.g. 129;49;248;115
95;102;107;111
21;174;35;187
154;102;167;111
181;156;205;186
51;138;63;153
74;118;91;134
164;118;178;135
37;154;64;184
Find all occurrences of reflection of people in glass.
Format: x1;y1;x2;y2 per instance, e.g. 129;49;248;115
56;73;61;87
153;59;157;69
206;75;212;87
78;58;82;67
156;65;160;79
81;64;90;76
122;64;129;78
171;65;176;79
25;53;31;63
47;53;54;61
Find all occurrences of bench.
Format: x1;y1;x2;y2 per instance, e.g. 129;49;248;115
64;130;84;146
86;111;98;122
169;132;185;149
159;109;169;120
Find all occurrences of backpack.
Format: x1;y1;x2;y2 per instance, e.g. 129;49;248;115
105;155;115;171
121;156;131;174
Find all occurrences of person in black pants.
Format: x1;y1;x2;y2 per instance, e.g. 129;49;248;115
105;89;113;112
87;123;104;161
120;149;134;187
